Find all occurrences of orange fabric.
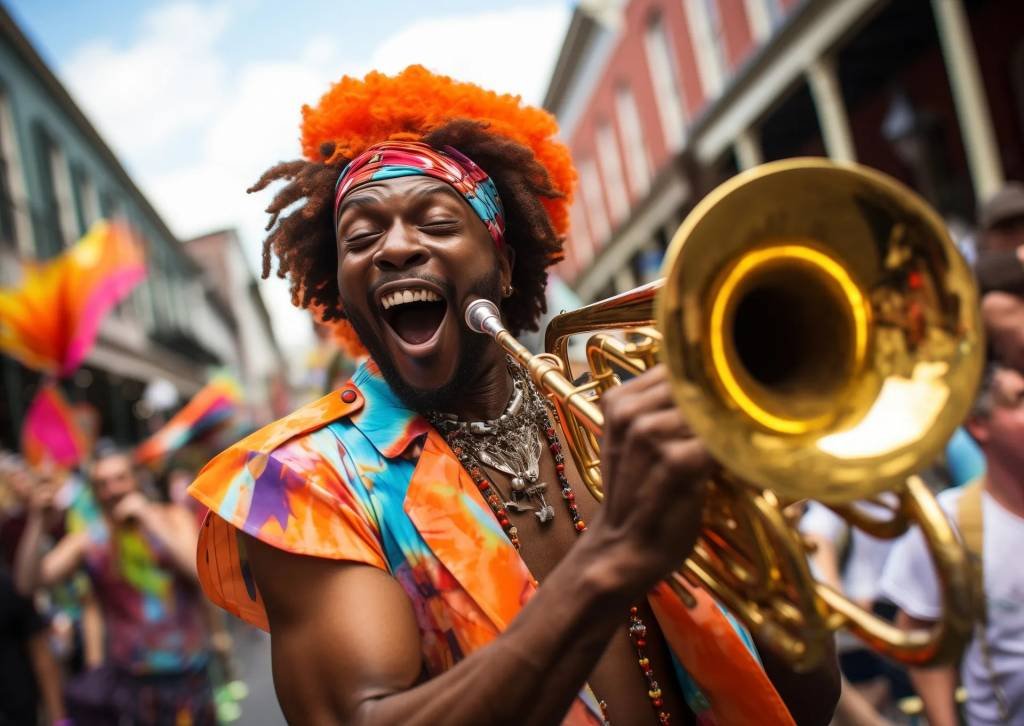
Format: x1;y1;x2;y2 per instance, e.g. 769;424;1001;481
651;582;795;725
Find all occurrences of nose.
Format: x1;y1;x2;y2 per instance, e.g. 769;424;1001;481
373;223;429;271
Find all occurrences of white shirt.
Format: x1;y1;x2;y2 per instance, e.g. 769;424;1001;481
801;499;896;605
879;486;1024;725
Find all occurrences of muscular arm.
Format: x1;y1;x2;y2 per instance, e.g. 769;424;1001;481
898;611;958;726
248;530;641;726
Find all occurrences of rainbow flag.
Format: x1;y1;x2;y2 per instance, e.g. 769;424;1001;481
21;383;87;468
0;220;147;376
135;375;244;467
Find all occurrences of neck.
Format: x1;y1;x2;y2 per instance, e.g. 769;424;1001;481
444;344;514;421
983;454;1024;518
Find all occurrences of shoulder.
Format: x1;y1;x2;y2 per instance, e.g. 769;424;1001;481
188;381;367;532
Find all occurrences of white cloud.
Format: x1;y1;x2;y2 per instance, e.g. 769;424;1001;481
59;3;570;352
370;6;570;102
64;2;230;164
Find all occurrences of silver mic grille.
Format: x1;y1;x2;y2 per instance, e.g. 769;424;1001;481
464;298;503;336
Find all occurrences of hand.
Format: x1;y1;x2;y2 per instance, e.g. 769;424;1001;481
588;365;714;592
110;491;151;525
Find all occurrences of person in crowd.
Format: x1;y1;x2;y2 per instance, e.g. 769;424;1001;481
0;568;66;726
14;441;214;725
188;66;839;725
802;497;912;726
974;181;1024;372
880;362;1024;725
0;457;66;726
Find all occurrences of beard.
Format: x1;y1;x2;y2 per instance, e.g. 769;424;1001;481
342;269;503;414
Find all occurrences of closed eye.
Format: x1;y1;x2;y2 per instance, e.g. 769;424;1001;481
342;230;382;249
419;220;460;233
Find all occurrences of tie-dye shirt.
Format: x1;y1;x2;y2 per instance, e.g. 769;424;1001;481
189;360;794;725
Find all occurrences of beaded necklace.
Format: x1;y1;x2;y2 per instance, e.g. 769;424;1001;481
437;366;672;725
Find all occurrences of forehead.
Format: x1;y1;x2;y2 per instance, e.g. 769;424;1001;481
92;454;132;476
338;176;466;212
993;367;1024;397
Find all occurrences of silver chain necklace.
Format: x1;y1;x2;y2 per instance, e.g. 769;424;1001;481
429;361;556;524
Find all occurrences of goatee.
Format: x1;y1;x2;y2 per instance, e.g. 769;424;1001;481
343;271;503;413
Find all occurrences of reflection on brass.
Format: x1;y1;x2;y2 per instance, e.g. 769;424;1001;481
472;158;983;672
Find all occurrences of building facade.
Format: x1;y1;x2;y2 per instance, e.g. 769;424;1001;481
0;7;248;450
545;0;1023;302
185;229;288;423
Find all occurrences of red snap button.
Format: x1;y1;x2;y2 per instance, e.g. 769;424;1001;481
341;389;357;403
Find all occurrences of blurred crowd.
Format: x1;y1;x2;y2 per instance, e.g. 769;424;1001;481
0;181;1023;726
0;443;245;726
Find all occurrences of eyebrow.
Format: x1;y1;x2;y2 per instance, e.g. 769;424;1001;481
337;181;464;223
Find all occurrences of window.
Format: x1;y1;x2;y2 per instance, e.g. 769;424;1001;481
48;143;78;248
686;0;726;99
34;126;78;252
569;199;593;268
0;90;32;255
644;15;687;152
579;159;611;248
73;167;101;233
595;121;630;223
614;85;652;197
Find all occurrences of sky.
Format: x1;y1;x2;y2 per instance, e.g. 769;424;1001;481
5;0;573;350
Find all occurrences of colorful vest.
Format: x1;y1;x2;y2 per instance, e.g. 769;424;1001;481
189;360;794;725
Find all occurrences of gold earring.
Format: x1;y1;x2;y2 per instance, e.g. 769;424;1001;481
503;284;514;297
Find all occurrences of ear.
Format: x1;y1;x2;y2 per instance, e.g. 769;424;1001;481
964;416;989;446
499;245;515;292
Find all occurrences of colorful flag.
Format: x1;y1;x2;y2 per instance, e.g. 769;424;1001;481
0;220;147;376
21;383;87;468
135;375;244;467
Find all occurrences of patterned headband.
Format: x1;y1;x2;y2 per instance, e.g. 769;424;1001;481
333;140;506;248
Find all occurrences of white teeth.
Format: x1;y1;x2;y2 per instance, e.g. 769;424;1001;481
380;287;442;310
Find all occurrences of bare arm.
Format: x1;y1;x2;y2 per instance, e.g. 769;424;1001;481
898;611;958;726
27;630;66;723
13;507;88;595
756;633;840;726
250;530;641;726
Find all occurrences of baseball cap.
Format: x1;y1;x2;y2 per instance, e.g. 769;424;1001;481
980;182;1024;231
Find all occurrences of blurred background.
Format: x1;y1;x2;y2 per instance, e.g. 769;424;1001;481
0;0;1021;724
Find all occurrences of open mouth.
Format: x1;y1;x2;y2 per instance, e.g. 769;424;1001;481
379;285;449;346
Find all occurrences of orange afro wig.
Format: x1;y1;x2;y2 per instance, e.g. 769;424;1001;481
301;64;575;236
250;65;577;359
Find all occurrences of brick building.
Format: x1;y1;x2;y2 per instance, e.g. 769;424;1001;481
544;0;1023;302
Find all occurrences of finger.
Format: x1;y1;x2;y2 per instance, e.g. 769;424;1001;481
626;408;695;443
602;376;678;429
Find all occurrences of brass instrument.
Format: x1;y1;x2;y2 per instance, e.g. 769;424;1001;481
465;158;982;671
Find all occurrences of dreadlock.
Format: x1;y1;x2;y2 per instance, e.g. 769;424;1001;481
249;119;565;337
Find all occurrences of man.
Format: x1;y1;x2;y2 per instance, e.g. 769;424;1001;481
190;66;838;724
15;443;215;724
880;364;1024;725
